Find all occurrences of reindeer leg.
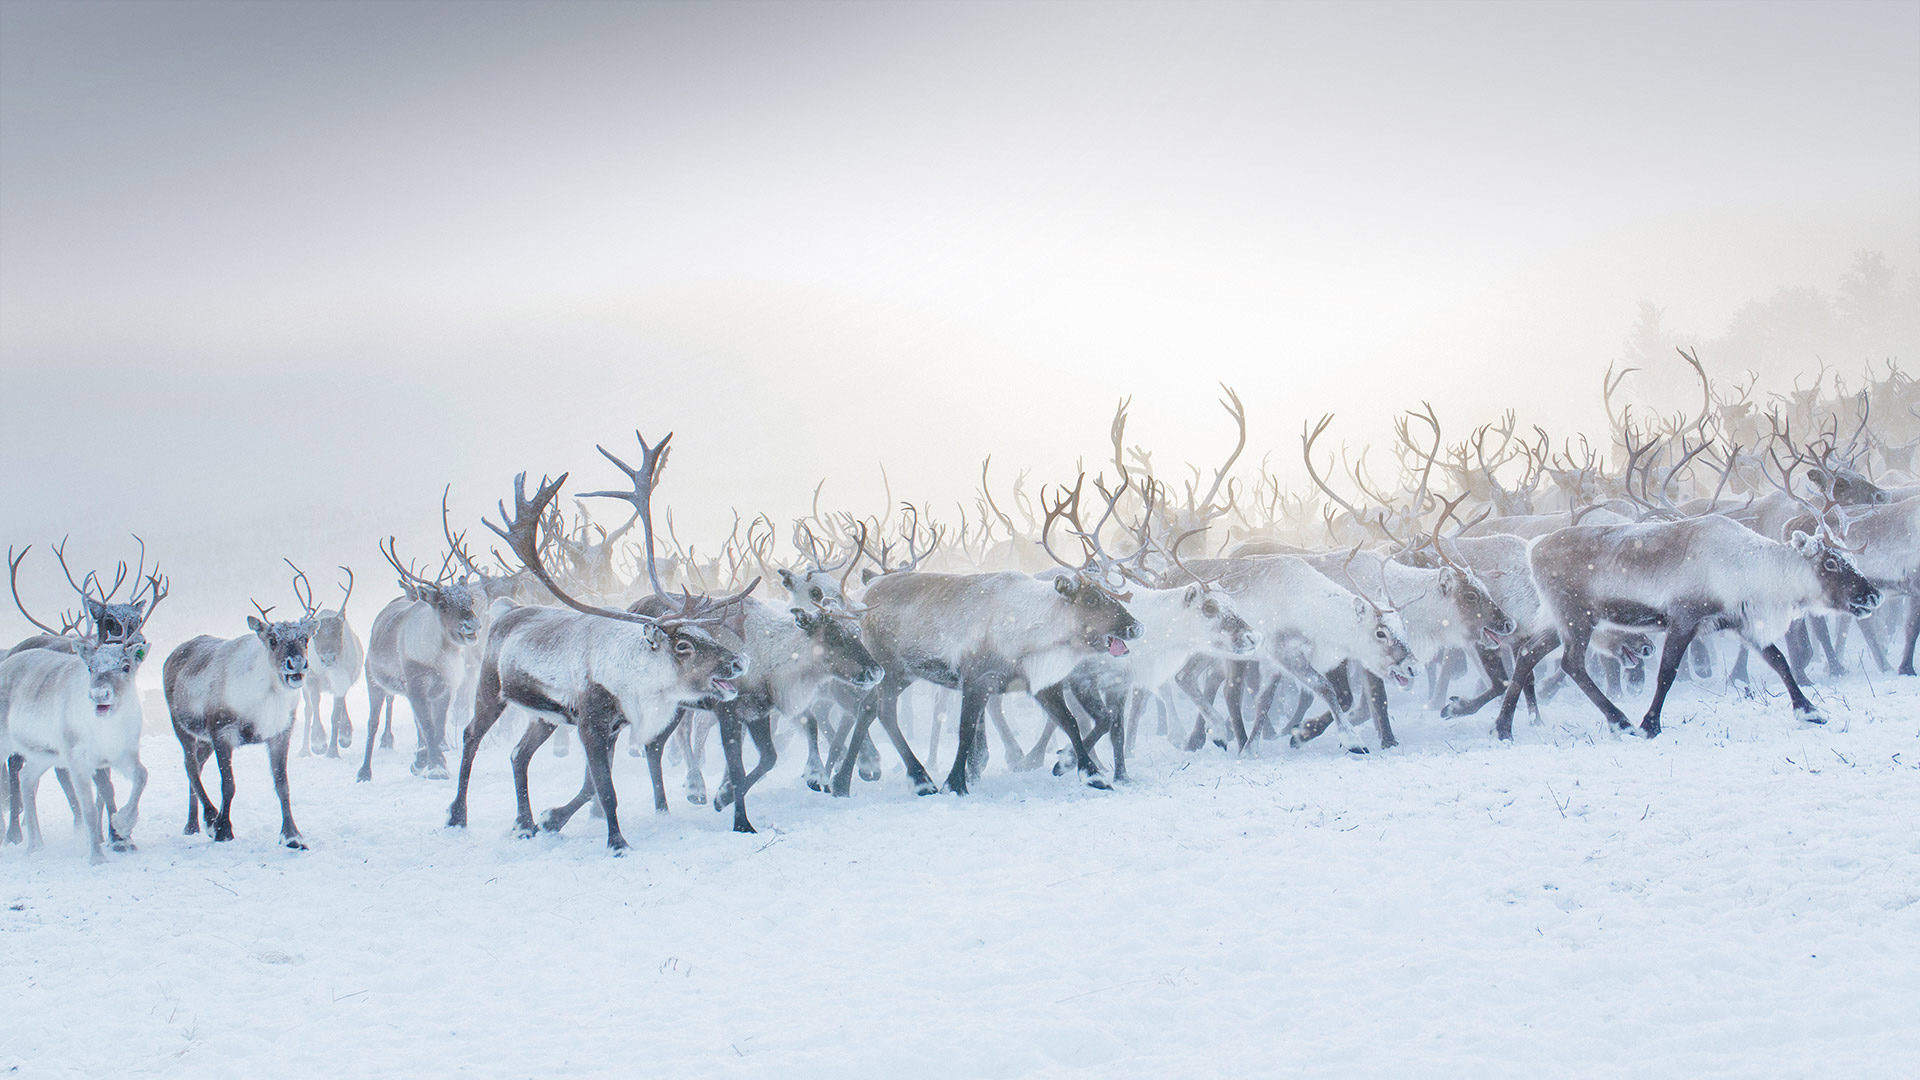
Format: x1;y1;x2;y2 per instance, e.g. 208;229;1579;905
19;760;48;852
1367;670;1397;749
1900;599;1920;676
576;716;629;851
1811;616;1848;678
506;718;558;837
646;715;681;811
943;685;988;795
873;683;938;796
714;702;755;834
210;738;238;842
986;696;1032;771
1858;605;1893;673
109;758;146;851
327;694;349;759
179;734;216;835
1444;643;1510;719
1639;621;1701;737
1784;620;1815;685
4;753;23;845
1759;644;1826;724
1560;627;1633;733
357;684;387;782
1221;661;1254;752
1426;648;1465;712
1101;684;1130;783
1689;636;1715;681
681;714;709;806
379;697;396;749
447;665;509;829
922;693;944;779
1496;631;1559;740
801;710;829;792
54;768;82;830
716;709;776;809
267;729;305;849
543;759;597;833
64;763;104;865
1033;682;1110;789
828;686;881;797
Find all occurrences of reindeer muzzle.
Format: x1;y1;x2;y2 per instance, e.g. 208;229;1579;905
1106;635;1130;658
1851;590;1882;617
853;665;885;690
709;676;739;701
1233;629;1262;655
90;688;114;715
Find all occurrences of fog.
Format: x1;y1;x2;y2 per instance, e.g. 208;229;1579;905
2;0;1916;640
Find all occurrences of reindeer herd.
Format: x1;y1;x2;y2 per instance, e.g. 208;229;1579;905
4;353;1918;861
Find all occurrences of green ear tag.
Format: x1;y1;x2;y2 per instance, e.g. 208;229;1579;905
134;646;148;661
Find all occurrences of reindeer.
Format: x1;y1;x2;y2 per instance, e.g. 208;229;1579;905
446;471;749;849
1492;515;1880;739
358;537;488;781
5;540;166;844
0;636;147;863
298;566;364;758
165;566;319;848
541;433;882;822
1166;552;1420;753
827;512;1144;796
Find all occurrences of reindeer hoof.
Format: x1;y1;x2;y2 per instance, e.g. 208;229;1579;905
1640;719;1662;738
913;780;939;797
514;825;538;840
714;785;735;809
212;827;234;843
1083;774;1111;791
1440;697;1462;719
607;838;629;855
538;811;567;832
110;838;136;853
1795;708;1827;725
733;821;756;835
1346;746;1370;756
355;768;372;783
283;837;308;851
685;792;707;806
858;764;882;782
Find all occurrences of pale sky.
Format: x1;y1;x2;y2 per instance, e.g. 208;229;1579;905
2;0;1916;637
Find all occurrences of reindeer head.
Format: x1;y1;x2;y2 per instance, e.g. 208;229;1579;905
247;613;315;691
1805;467;1890;506
1435;565;1514;647
778;566;850;618
1181;583;1261;657
1789;531;1880;618
74;638;142;716
792;607;884;689
657;622;747;702
1350;598;1419;689
1053;572;1142;657
382;539;487;648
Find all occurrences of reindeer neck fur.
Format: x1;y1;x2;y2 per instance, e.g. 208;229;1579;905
0;647;144;768
487;606;691;744
1833;496;1920;589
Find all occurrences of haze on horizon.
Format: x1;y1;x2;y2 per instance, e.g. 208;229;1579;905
1;0;1916;639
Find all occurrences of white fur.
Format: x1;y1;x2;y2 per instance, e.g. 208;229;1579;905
0;646;146;862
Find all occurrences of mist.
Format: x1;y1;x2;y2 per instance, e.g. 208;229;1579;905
2;0;1916;640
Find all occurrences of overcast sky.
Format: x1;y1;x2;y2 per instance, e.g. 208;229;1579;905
2;0;1916;639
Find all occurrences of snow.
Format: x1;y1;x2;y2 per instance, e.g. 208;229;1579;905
5;671;1920;1078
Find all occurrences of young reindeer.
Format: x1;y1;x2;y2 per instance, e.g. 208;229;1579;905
359;538;488;781
299;566;364;758
446;471;749;849
165;565;319;848
1493;514;1881;739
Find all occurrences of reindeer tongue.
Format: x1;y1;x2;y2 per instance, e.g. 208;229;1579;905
1107;636;1129;657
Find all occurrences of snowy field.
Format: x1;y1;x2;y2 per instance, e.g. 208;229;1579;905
5;670;1920;1079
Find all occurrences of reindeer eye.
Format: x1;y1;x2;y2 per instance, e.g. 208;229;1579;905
674;639;694;655
810;587;824;602
1824;557;1839;572
1376;629;1388;640
1201;600;1219;617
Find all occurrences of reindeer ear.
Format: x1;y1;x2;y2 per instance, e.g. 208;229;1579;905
862;568;878;585
247;615;268;634
86;597;106;618
1789;530;1820;557
1439;573;1454;597
1352;595;1369;618
1054;575;1075;597
641;624;666;650
777;568;796;590
1806;467;1829;487
1184;585;1200;606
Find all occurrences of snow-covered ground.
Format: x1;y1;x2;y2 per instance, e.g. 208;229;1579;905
5;670;1919;1079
